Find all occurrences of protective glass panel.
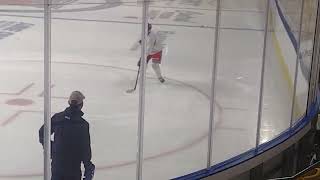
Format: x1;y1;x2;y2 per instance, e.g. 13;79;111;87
211;0;265;164
258;0;315;145
259;0;294;144
51;0;140;179
142;0;214;179
292;0;318;124
0;0;44;180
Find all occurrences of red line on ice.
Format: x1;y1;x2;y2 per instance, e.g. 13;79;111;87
1;111;22;126
38;84;55;97
0;83;34;96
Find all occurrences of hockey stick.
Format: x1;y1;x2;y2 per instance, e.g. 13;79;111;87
126;65;141;93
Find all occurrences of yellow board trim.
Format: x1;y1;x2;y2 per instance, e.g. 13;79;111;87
271;30;303;119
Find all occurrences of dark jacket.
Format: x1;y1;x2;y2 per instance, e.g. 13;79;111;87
39;106;92;175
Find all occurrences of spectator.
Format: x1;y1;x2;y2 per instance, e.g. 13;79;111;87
39;91;95;180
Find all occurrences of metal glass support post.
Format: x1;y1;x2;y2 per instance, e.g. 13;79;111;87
207;0;221;168
255;0;270;150
136;0;148;179
44;0;52;179
290;0;305;128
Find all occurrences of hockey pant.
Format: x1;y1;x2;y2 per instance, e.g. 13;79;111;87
144;51;163;79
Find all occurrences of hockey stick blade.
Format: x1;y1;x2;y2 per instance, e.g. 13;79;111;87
126;88;136;93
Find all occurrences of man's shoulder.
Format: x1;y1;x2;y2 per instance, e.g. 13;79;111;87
79;117;90;127
51;111;65;121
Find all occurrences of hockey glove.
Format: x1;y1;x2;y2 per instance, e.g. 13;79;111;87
137;57;151;67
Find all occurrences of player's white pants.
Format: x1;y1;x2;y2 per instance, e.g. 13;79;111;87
151;62;163;79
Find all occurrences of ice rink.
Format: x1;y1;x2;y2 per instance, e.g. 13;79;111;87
0;0;301;179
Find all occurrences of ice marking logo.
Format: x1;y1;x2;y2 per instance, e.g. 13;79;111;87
1;82;66;126
30;0;79;9
125;10;203;23
0;0;79;9
148;10;203;23
0;21;34;40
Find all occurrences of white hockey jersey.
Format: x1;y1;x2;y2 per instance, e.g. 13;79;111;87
146;30;163;55
132;30;164;54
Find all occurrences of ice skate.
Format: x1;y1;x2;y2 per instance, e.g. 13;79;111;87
159;77;165;83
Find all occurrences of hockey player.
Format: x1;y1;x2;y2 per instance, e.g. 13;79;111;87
137;23;165;83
